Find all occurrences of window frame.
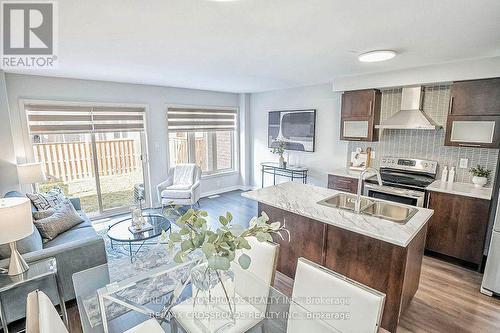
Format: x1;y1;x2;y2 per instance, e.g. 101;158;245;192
166;105;239;178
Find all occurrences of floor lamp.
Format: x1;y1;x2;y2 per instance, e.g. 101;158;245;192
0;197;33;275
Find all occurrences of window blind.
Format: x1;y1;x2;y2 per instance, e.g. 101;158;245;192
25;104;145;134
167;107;237;132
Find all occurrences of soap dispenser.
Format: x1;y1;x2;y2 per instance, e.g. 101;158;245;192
448;166;455;183
441;166;448;182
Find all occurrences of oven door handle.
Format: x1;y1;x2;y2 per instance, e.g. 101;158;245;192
364;183;424;200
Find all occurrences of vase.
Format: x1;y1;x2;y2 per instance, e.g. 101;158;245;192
472;176;487;188
279;155;285;168
190;262;236;332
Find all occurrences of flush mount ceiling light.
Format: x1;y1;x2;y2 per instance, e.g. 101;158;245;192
358;50;396;62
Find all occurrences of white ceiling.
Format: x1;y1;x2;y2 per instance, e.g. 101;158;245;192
8;0;500;92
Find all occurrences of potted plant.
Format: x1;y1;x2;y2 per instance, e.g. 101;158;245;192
162;206;288;331
469;165;491;188
271;140;286;168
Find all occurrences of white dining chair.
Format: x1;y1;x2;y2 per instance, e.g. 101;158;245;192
26;290;69;333
170;238;280;333
289;257;386;333
124;318;165;333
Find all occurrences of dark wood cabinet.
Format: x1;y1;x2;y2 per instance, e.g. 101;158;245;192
327;174;358;194
445;78;500;148
444;115;500;148
340;89;381;142
449;78;500;116
425;191;490;265
261;204;326;278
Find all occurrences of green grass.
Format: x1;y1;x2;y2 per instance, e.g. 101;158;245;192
39;182;135;214
79;189;134;213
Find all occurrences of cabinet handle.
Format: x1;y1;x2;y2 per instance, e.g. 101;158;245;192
349;138;361;141
448;96;454;115
336;179;351;183
458;143;482;147
369;100;373;116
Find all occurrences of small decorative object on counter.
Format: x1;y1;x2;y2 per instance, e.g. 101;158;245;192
470;165;491;188
270;140;286;168
441;166;448;182
448;166;455;183
349;147;372;171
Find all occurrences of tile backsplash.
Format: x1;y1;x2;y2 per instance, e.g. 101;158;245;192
347;84;499;186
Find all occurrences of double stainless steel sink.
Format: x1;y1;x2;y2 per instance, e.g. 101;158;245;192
317;193;418;224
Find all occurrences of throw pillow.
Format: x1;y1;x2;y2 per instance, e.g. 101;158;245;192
33;208;55;220
27;188;66;210
33;200;83;240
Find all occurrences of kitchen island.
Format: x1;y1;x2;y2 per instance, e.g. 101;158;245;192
243;182;433;332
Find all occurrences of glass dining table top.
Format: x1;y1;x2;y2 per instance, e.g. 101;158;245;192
73;257;343;333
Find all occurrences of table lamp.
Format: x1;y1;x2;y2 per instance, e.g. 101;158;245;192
0;197;33;275
17;163;47;192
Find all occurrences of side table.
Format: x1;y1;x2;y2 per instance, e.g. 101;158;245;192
0;257;68;333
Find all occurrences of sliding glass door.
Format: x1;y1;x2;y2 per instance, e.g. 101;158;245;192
27;104;147;217
94;131;146;213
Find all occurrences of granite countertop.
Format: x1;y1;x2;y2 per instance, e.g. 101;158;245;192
329;167;376;179
426;180;493;200
242;182;433;247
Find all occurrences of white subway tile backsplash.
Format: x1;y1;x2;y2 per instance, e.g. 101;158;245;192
347;85;499;186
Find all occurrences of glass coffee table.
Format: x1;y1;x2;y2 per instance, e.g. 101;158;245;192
107;213;171;262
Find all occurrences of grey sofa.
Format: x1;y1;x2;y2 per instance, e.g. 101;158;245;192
0;191;108;324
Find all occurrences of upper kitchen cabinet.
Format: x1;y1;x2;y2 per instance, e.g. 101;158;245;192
448;78;500;116
340;89;381;142
445;78;500;148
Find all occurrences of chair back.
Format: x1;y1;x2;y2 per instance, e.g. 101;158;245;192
172;163;201;186
241;236;279;285
26;290;69;333
233;237;279;312
292;258;385;333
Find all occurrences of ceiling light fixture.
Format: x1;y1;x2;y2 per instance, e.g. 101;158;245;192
358;50;396;63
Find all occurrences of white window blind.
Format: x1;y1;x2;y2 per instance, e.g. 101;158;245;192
167;107;237;132
26;104;145;134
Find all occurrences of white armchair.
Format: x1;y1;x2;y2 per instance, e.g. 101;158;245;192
157;163;202;208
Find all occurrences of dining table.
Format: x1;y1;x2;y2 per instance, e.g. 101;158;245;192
72;258;345;333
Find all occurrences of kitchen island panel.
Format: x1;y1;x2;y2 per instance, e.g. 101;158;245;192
259;203;326;278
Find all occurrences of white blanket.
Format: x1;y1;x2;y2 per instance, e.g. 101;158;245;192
173;164;196;186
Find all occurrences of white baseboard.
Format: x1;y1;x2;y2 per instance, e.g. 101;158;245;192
201;184;258;198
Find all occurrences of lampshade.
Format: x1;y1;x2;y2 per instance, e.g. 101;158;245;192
17;163;47;184
0;197;33;244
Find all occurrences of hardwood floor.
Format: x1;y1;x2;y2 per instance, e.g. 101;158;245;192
8;190;500;332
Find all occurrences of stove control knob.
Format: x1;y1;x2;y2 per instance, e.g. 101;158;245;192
423;162;429;168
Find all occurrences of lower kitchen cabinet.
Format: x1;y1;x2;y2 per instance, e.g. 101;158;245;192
425;190;490;266
327;174;358;194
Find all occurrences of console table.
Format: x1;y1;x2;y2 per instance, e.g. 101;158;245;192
261;162;308;187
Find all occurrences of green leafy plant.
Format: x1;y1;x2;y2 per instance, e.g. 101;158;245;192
162;207;288;271
270;140;286;158
469;165;491;178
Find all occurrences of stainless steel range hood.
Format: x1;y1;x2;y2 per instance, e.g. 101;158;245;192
375;86;441;130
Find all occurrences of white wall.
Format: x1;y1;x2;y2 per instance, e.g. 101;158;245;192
0;71;19;195
249;83;348;187
3;74;242;204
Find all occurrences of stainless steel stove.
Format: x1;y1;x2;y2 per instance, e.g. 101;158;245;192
364;157;438;207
